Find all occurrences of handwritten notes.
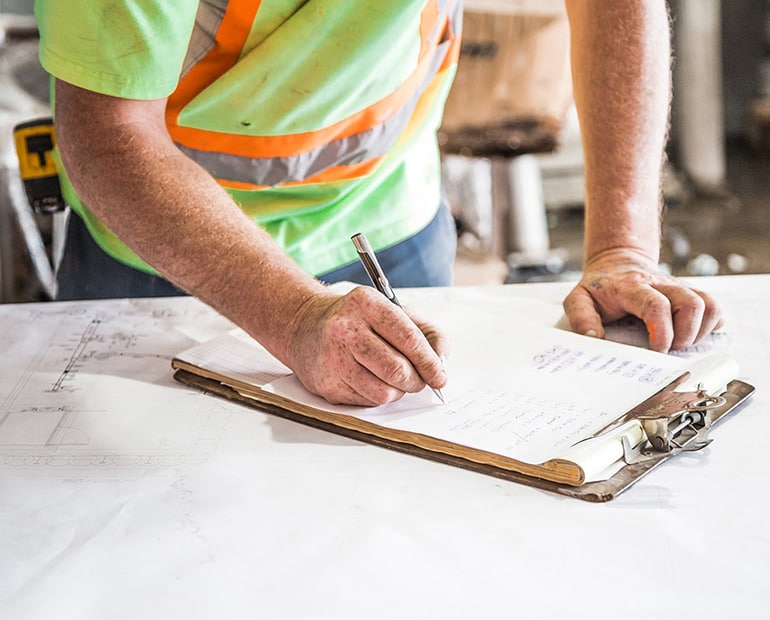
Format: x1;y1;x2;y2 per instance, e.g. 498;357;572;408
193;294;689;466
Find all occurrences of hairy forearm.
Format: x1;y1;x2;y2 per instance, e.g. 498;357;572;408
54;81;326;365
565;0;671;262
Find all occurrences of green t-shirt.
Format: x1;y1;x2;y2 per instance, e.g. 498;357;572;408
35;0;459;275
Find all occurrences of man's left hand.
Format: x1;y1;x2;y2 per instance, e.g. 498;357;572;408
563;248;724;352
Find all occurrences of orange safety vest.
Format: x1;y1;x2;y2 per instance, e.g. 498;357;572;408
38;0;463;275
165;0;462;190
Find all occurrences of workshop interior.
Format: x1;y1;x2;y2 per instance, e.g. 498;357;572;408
1;0;769;303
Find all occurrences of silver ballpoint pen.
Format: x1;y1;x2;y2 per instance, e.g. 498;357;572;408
351;232;446;404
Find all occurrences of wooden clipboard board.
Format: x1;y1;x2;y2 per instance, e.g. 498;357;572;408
173;368;755;502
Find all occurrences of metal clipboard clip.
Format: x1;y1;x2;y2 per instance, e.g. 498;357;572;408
598;354;748;466
558;354;754;502
623;354;747;465
621;390;726;465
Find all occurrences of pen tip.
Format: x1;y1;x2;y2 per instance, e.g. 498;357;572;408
433;388;446;404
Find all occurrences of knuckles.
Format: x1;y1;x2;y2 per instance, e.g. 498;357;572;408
381;357;420;391
675;293;706;320
292;286;439;406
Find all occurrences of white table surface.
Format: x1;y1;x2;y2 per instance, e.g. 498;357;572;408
1;275;768;619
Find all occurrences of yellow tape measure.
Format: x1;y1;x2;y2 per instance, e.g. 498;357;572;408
13;118;65;214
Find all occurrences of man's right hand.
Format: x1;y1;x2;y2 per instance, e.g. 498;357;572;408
285;286;449;406
54;81;447;408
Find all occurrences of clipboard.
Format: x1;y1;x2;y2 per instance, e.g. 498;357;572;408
173;355;755;503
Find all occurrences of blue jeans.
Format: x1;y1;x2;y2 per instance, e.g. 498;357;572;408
56;205;457;300
317;204;456;288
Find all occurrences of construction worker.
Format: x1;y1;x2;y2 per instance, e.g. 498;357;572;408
34;0;722;405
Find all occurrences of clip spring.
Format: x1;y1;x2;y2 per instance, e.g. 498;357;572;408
622;390;727;465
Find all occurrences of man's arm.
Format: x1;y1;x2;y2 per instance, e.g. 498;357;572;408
53;80;447;405
562;0;723;351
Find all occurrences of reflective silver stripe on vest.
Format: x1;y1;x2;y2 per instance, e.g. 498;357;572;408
446;0;463;39
177;41;453;186
181;0;227;79
175;0;460;186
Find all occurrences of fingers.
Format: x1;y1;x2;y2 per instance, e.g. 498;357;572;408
629;284;724;352
566;276;724;353
324;361;408;407
294;316;416;407
562;286;606;340
290;287;448;407
692;289;725;341
649;283;703;351
625;286;675;352
564;249;724;352
349;319;437;395
351;289;449;397
402;307;450;382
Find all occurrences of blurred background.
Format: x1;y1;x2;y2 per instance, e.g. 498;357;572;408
1;0;769;301
444;0;770;285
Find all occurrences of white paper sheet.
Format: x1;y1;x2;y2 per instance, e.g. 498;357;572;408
178;291;698;468
1;278;766;620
